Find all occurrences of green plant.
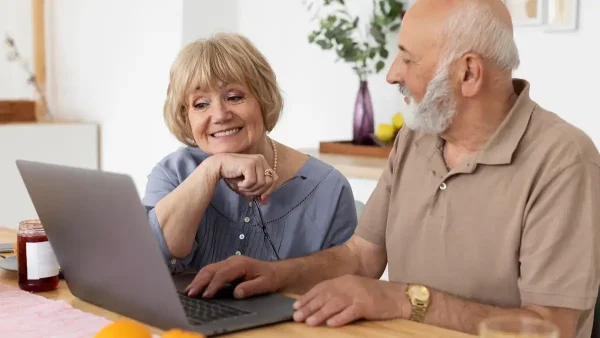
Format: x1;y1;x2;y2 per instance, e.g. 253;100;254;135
305;0;404;81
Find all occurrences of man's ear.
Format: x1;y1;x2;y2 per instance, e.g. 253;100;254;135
459;53;484;98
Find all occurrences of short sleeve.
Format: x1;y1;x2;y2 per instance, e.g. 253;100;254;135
142;162;178;207
142;158;200;273
142;162;177;259
354;131;402;246
321;174;358;248
519;161;600;310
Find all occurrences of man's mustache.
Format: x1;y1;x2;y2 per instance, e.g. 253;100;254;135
398;84;411;97
398;85;412;104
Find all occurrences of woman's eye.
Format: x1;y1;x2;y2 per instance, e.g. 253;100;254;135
193;101;210;110
227;95;244;104
402;59;412;65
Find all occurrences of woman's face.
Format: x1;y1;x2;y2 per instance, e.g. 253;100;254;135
187;82;265;154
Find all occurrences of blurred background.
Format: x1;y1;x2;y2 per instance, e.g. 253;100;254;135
1;0;598;228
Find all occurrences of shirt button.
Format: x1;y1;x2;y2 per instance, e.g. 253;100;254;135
439;182;447;190
249;202;253;207
244;217;250;223
239;234;245;240
170;258;177;265
235;251;241;255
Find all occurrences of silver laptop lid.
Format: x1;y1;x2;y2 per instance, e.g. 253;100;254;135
16;160;190;331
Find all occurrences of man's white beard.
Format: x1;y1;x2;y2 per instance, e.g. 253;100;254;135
399;61;457;135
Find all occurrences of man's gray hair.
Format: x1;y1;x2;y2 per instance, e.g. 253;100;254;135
440;1;520;71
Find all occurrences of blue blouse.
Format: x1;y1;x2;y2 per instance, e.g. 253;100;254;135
142;147;358;273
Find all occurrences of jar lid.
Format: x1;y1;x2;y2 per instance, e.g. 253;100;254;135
18;219;44;232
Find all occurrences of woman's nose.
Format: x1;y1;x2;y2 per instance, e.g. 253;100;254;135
211;101;233;123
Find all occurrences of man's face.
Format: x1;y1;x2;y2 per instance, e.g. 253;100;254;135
386;15;458;135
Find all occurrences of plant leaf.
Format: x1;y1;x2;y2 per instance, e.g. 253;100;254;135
369;48;377;59
323;15;336;29
379;0;387;16
370;26;385;43
376;60;385;72
316;40;332;49
380;46;388;58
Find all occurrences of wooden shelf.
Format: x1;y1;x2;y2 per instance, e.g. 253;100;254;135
319;141;392;159
300;148;387;180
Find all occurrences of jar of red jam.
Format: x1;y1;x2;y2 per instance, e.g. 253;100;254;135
17;219;59;292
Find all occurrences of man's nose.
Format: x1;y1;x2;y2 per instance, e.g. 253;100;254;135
386;57;404;85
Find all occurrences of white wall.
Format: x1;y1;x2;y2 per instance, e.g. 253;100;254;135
182;0;238;45
45;0;184;193
512;0;600;146
0;0;35;100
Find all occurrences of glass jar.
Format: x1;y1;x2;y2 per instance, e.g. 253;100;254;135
17;219;59;292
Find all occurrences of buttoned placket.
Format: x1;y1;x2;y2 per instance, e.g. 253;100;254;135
427;143;478;217
235;202;255;256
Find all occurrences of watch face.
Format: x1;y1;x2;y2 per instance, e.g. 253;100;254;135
408;285;430;301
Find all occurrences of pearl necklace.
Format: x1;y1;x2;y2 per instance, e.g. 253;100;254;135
269;137;277;172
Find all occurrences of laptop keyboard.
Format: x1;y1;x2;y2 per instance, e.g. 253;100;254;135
178;293;252;325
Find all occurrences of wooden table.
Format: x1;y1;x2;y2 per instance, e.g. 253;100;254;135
0;227;472;337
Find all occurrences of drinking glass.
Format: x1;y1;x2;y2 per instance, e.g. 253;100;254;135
479;316;559;338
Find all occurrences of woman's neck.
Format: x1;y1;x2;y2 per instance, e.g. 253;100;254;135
248;135;277;171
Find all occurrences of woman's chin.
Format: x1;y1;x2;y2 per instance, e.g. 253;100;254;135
205;140;248;154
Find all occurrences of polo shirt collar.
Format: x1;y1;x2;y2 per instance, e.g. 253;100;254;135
413;79;535;167
475;79;535;165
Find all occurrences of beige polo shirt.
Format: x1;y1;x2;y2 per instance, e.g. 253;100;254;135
356;80;600;338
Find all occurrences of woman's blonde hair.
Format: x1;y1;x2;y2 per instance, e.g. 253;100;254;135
163;32;284;146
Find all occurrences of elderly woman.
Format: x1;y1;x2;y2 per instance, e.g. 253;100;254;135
143;33;357;274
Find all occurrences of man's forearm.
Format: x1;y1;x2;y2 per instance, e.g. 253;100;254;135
399;285;577;337
276;244;361;294
422;288;539;334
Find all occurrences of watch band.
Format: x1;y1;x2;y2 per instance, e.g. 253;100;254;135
409;300;427;322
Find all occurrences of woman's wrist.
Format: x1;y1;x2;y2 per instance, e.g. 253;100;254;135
195;155;223;186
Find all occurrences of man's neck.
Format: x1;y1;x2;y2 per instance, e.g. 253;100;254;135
442;86;518;155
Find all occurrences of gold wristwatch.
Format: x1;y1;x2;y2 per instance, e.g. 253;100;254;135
406;284;431;323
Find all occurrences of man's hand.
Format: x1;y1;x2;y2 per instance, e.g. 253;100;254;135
185;256;282;299
292;275;406;327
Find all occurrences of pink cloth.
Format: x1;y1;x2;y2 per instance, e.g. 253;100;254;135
0;284;132;338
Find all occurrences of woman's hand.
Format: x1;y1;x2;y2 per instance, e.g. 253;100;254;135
186;255;283;299
204;153;279;203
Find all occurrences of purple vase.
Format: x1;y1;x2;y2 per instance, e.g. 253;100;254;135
353;80;375;145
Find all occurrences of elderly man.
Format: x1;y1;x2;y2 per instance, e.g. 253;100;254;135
185;0;600;337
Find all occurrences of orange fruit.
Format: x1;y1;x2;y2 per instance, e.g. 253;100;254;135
94;319;152;338
162;329;206;338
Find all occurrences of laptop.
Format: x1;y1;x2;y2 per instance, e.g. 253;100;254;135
16;160;295;336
